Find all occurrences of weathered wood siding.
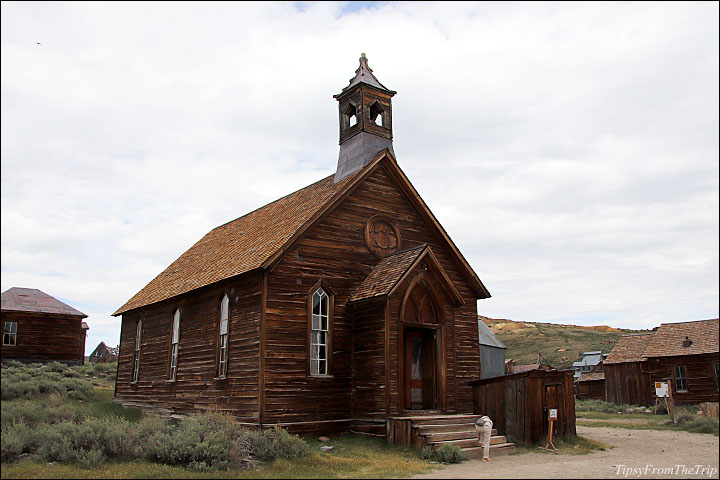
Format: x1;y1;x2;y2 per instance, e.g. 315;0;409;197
115;272;262;421
0;312;85;365
470;370;576;446
576;380;605;400
263;164;480;429
604;361;652;406
648;353;720;404
351;299;388;419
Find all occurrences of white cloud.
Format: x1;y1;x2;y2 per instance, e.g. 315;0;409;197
2;2;718;353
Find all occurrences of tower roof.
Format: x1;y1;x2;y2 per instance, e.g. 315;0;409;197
335;53;395;97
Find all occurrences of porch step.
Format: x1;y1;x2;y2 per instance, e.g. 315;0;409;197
408;415;482;426
426;435;507;449
415;423;497;435
462;443;516;459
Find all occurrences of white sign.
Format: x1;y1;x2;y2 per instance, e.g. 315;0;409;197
655;381;668;398
549;408;558;420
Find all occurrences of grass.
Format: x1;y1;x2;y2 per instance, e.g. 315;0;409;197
513;434;610;456
87;387;143;422
1;434;436;479
575;400;719;436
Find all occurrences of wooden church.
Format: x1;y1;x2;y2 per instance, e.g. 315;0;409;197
113;54;492;437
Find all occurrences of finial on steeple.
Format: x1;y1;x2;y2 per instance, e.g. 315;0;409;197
339;53;394;94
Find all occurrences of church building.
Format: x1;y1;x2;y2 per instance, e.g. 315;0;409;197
113;54;492;436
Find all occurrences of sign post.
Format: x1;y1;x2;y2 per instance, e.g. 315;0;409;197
542;409;558;452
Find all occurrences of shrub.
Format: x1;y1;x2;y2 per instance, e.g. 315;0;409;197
248;425;309;460
1;395;86;428
145;413;254;471
78;449;106;468
1;363;93;401
423;444;468;464
672;413;719;435
575;399;632;414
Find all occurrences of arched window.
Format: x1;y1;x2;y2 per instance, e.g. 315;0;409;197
310;286;331;376
131;319;142;383
402;281;439;325
217;294;229;378
169;308;180;380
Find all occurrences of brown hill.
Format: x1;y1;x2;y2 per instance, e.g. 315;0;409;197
479;316;651;369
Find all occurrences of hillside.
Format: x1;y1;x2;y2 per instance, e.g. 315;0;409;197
480;316;653;369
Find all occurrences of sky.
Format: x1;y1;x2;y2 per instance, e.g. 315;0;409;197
1;1;718;354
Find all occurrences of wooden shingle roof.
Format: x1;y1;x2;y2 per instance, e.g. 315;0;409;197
603;334;654;365
577;371;605;382
114;152;490;316
114;171;359;315
1;287;87;318
642;319;719;358
349;244;427;302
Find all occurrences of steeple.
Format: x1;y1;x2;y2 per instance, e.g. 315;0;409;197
333;54;396;183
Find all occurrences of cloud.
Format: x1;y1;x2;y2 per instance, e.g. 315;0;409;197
1;2;717;352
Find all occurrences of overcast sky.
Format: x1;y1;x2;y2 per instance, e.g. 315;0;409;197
2;1;718;354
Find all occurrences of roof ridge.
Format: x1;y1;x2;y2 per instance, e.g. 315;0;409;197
658;318;719;326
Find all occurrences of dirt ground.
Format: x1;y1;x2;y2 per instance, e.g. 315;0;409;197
412;426;719;479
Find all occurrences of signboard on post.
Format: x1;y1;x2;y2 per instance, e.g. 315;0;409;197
549;409;558;420
655;382;668;398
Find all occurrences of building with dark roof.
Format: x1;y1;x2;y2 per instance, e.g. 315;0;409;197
89;341;119;363
1;287;88;365
603;319;719;406
112;55;492;436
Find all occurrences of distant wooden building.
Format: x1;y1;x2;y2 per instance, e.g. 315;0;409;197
575;370;605;401
89;341;119;363
603;333;654;406
112;55;492;436
604;320;719;406
643;319;719;405
1;287;88;365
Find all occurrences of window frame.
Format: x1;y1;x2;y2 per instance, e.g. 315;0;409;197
307;281;334;378
714;363;719;391
131;319;142;384
673;365;688;392
216;293;230;380
168;308;180;381
3;321;17;346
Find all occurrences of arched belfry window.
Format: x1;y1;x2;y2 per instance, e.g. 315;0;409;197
217;294;229;378
168;308;180;380
308;284;333;376
131;319;142;383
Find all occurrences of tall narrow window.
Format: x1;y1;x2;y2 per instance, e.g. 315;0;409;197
674;365;688;391
217;294;229;378
714;364;719;391
310;288;329;376
131;320;142;383
169;309;180;380
3;321;17;346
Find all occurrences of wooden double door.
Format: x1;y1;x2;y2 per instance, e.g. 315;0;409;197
404;328;438;410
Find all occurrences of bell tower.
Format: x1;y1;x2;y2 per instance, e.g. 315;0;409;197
333;53;396;182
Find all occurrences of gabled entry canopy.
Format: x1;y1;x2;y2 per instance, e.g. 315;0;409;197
349;243;464;306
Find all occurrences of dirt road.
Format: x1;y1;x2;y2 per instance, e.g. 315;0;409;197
412;426;719;479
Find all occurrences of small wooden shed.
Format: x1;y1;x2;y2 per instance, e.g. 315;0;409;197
575;371;605;400
468;369;576;446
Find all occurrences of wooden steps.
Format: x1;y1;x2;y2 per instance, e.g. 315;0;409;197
404;414;515;458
